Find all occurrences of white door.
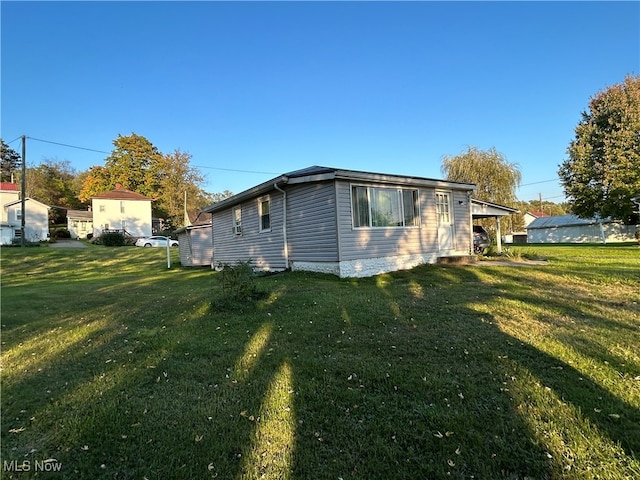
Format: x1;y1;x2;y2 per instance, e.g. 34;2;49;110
436;192;454;251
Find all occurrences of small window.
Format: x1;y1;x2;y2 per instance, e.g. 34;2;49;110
15;209;22;221
99;204;105;213
259;197;271;232
233;206;242;235
120;201;125;214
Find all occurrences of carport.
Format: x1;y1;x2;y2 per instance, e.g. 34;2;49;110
471;199;519;254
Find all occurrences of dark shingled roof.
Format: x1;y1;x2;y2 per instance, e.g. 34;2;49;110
91;185;153;201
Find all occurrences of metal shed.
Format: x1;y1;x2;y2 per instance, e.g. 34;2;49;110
526;215;636;243
176;223;213;267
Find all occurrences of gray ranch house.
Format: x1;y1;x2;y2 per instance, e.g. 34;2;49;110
204;166;478;278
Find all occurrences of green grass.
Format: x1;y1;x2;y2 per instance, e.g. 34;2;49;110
1;244;639;479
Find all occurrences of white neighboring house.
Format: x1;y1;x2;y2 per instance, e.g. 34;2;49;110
67;209;94;239
0;181;51;244
91;184;153;238
0;182;20;244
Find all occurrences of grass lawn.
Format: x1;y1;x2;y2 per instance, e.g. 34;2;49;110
1;243;639;479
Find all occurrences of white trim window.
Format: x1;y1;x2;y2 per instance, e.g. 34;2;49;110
258;196;271;232
351;185;420;228
233;206;242;235
15;208;22;221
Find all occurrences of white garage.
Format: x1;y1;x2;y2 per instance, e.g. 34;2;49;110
526;215;637;243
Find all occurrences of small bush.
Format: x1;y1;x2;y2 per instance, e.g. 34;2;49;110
100;232;126;247
214;260;265;310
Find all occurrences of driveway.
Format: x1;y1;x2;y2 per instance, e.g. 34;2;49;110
49;239;89;248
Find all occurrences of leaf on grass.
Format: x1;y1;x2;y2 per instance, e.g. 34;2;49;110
447;459;455;466
9;427;26;433
195;434;203;442
434;431;444;438
608;413;621;419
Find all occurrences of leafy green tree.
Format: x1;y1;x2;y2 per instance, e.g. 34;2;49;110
77;166;111;202
442;146;522;234
19;159;84;225
78;133;212;227
104;133;164;197
559;75;640;224
441;146;522;205
155;149;212;227
1;139;21;182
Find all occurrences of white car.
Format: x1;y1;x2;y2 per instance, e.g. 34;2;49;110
135;236;179;248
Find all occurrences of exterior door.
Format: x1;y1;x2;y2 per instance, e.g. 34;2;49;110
436;192;454;251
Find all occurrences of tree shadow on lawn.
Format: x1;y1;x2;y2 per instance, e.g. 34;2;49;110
2;263;639;479
231;266;639;478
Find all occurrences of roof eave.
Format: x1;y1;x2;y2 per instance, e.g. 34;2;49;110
203;175;289;213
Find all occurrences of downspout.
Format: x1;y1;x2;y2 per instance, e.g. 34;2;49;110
273;180;289;269
467;191;473;255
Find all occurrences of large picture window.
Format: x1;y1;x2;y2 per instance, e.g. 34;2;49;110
351;186;419;228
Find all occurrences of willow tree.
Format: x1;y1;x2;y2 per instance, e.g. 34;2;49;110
441;146;521;235
559;75;640;224
441;146;521;206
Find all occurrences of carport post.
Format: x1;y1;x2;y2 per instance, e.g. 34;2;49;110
495;216;502;255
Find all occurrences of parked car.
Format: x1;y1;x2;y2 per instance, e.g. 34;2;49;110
473;225;490;254
135;236;179;248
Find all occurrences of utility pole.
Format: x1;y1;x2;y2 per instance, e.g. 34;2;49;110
539;193;543;214
21;135;26;247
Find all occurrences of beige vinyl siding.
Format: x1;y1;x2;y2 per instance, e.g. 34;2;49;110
286;182;339;262
452;190;471;253
212;192;286;270
335;181;438;261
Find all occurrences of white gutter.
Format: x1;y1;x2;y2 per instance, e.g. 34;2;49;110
273;180;289;268
467;191;473;255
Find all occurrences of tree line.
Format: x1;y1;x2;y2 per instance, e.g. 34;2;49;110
2;75;638;231
0;133;231;229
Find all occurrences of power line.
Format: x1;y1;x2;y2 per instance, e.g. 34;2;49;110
27;136;110;154
519;178;560;187
193;165;280;175
4;136;23;146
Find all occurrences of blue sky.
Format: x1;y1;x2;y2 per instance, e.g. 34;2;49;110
2;1;638;202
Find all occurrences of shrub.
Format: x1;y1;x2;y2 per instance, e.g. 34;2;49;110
214;259;265;310
100;232;126;247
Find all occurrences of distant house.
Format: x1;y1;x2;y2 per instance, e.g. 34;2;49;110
203;165;479;278
67;209;94;239
90;185;153;238
1;182;51;244
175;212;213;267
526;214;636;243
523;211;549;228
0;183;20;244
